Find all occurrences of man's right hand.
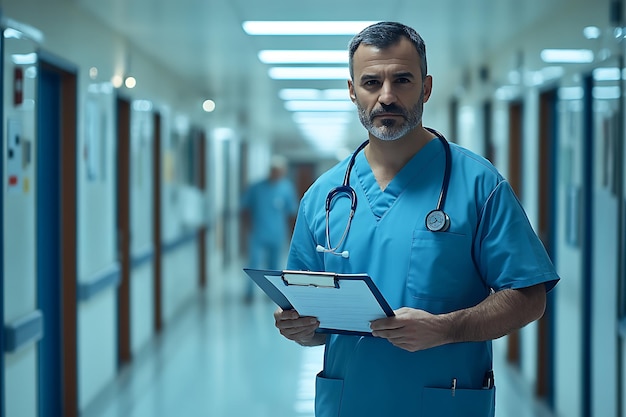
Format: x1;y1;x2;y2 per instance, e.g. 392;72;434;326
273;308;325;346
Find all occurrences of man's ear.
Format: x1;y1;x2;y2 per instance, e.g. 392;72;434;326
422;75;433;103
348;79;357;102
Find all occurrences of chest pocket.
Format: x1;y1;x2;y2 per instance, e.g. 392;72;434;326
407;230;483;314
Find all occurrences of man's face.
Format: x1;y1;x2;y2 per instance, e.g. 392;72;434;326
348;37;432;141
270;166;285;181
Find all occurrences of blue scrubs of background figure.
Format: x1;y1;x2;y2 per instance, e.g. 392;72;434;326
241;168;298;299
287;138;559;417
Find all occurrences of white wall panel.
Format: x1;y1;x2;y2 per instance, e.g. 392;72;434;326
3;30;39;417
553;89;585;417
78;291;117;410
131;263;155;355
5;348;37;417
162;243;198;324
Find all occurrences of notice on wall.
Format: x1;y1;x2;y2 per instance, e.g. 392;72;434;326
84;97;101;182
7;119;22;193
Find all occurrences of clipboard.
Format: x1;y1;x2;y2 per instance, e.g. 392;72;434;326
243;268;395;336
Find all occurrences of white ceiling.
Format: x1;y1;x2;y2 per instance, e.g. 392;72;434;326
74;0;569;157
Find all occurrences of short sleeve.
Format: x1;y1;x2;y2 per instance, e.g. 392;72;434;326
287;197;324;272
474;181;559;293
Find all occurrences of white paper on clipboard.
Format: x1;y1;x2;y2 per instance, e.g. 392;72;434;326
247;269;394;335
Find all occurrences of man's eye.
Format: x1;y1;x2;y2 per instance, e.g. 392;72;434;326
364;80;379;86
396;78;411;83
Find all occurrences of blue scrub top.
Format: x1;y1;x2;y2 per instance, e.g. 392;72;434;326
287;137;559;417
241;177;298;244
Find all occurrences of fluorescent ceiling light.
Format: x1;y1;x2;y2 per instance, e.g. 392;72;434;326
259;50;348;64
280;88;350;101
11;52;37;65
285;100;355;112
243;21;377;35
593;67;626;81
293;112;353;124
583;26;601;39
593;86;620;100
540;49;594;63
269;67;350;80
4;28;23;39
299;125;347;134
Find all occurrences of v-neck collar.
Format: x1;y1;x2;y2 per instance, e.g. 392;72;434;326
353;138;443;219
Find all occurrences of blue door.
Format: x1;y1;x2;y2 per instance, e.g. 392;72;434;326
36;63;63;417
0;28;5;417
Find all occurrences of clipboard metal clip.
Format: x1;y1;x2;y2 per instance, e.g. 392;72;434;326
281;272;339;288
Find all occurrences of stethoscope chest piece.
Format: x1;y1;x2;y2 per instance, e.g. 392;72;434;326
425;209;450;232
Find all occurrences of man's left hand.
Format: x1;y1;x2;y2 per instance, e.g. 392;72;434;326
370;307;450;352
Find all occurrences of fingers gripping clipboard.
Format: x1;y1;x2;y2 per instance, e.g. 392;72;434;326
243;268;395;336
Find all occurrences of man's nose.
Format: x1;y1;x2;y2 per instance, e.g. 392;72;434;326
378;82;397;106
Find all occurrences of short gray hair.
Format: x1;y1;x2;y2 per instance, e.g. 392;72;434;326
348;21;427;81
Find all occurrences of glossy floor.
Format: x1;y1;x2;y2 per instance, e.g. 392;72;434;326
82;260;557;417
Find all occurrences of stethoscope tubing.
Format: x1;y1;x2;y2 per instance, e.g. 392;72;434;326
320;127;452;257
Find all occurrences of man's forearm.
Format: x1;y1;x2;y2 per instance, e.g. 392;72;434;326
442;283;546;344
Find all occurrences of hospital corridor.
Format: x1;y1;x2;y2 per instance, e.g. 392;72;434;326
78;260;556;417
2;0;626;416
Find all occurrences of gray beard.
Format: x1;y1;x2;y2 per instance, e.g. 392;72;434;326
356;91;424;141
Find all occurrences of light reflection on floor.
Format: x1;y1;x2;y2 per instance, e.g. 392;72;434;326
82;259;556;417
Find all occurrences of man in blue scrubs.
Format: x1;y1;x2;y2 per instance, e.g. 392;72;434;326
241;156;298;303
273;22;559;416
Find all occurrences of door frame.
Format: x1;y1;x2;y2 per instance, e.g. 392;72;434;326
483;100;494;163
152;112;163;332
36;51;78;417
196;130;207;288
536;87;559;407
581;72;594;417
0;28;5;417
221;141;231;266
616;52;625;417
506;100;524;367
116;95;132;365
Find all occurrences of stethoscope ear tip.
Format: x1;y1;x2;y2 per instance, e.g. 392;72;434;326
316;245;325;253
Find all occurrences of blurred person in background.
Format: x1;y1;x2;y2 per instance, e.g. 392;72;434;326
240;155;298;303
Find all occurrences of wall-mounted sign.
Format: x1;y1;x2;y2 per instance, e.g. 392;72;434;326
7;119;23;193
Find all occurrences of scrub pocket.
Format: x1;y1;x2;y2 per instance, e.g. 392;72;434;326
422;386;495;417
408;230;481;314
315;372;344;417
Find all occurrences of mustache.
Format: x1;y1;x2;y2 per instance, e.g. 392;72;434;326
370;104;406;118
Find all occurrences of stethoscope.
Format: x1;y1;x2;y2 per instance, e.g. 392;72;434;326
315;127;452;259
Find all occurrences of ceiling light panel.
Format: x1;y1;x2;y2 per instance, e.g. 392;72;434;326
242;21;377;36
593;86;620;100
259;50;348;64
292;112;353;124
540;49;594;63
593;67;626;81
280;89;350;101
583;26;601;39
285;100;355;112
269;67;350;80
